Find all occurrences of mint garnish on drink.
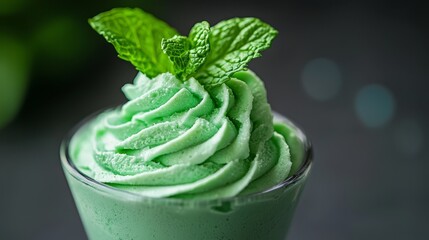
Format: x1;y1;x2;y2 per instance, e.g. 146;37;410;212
89;8;277;86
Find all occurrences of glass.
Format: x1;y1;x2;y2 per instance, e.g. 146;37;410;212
61;111;312;240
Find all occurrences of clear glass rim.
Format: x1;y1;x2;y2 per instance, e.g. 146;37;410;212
60;109;313;206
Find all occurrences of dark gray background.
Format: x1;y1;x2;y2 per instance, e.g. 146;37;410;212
1;0;428;239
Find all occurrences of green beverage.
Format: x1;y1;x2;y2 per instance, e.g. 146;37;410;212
61;8;312;240
62;113;311;240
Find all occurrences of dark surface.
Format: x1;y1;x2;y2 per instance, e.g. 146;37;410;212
1;1;428;239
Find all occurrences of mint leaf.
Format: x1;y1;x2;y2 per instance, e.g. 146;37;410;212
161;36;190;78
89;8;178;78
187;21;210;76
161;21;210;81
195;18;277;86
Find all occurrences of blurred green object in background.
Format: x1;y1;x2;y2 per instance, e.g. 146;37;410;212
0;35;31;128
32;16;90;78
0;0;27;16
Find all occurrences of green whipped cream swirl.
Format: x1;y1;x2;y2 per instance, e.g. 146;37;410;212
70;70;292;199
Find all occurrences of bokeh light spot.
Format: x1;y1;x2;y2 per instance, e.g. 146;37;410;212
394;119;424;155
301;58;342;101
355;84;395;128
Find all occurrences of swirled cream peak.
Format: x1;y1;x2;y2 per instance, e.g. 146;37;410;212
70;70;292;199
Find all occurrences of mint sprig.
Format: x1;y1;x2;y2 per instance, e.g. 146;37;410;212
186;21;211;77
89;8;277;86
161;35;190;78
161;21;210;80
